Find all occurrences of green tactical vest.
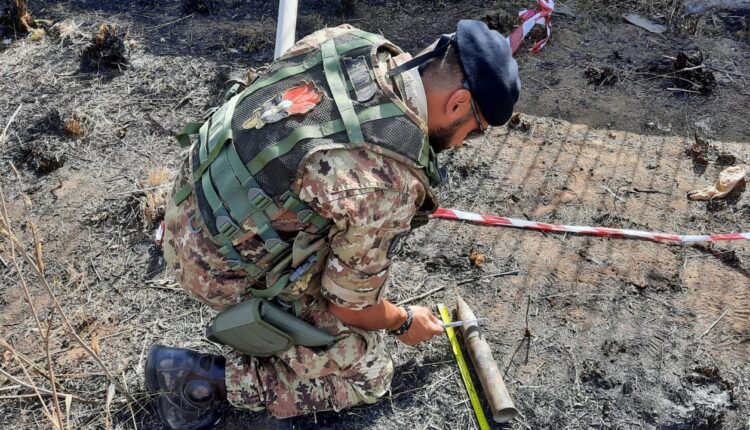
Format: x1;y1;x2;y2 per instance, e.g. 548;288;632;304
172;29;441;301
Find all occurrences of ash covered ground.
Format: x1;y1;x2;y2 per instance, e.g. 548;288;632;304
1;1;749;429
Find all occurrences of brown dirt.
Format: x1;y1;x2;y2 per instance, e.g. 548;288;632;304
1;1;749;429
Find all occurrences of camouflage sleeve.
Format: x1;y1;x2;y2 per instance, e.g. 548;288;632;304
279;24;358;59
298;149;426;310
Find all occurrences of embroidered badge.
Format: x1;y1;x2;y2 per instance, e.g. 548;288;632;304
242;81;324;130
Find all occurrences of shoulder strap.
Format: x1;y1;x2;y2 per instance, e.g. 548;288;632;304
321;38;364;144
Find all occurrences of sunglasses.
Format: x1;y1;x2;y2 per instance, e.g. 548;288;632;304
463;81;485;135
469;97;485;135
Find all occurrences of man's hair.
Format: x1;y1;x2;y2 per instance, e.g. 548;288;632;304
418;43;464;90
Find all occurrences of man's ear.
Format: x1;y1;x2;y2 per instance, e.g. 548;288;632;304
445;88;472;119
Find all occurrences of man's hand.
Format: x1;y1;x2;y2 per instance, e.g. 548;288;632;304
397;306;444;346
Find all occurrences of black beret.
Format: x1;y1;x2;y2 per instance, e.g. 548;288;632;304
455;20;521;126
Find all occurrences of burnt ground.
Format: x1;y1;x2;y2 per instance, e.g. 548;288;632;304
0;0;749;429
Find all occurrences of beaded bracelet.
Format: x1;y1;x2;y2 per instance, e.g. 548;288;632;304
387;306;413;336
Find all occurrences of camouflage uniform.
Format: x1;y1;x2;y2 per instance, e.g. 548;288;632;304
163;25;433;418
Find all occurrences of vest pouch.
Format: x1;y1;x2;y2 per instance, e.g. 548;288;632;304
207;298;335;357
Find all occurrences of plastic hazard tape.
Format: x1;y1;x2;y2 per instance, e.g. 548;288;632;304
507;0;555;54
432;208;750;244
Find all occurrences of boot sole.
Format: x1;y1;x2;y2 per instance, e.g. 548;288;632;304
144;344;162;394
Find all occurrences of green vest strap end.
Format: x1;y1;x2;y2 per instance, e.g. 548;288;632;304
172;184;193;205
176;122;203;148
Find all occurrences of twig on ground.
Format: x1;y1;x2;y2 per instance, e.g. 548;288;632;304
0;338;49;380
0;104;22;146
28;219;45;273
397;285;447;306
105;383;116;430
600;185;625;202
145;13;195;31
6;357;58;429
505;295;535;374
524;295;532;365
0;367;91;403
111;183;172;196
45;319;65;430
667;87;701;94
456;270;519;286
528;76;554;91
698;309;729;340
2;180;65;429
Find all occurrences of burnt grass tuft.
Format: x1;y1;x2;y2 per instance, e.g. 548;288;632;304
17;143;66;174
80;24;129;72
646;51;716;95
183;0;212;14
2;0;35;34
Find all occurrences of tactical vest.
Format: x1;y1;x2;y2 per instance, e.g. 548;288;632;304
172;29;440;302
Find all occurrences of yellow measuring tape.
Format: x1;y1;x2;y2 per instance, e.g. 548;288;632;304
437;303;490;430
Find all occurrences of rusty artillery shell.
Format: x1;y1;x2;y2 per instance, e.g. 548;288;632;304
456;295;518;423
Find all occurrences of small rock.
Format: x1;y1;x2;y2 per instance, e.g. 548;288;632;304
469;250;485;268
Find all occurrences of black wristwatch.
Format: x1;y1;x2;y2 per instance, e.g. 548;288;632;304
388;306;413;336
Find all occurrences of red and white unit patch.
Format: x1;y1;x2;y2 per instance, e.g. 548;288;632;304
243;81;325;130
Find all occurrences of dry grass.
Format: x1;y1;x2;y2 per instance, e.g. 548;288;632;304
63;114;87;138
1;1;749;429
142;167;173;228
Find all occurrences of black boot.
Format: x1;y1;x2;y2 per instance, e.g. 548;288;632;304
145;345;228;430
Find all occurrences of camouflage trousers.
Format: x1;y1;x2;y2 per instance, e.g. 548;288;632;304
163;183;394;418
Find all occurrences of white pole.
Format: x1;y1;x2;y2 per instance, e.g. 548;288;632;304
274;0;298;60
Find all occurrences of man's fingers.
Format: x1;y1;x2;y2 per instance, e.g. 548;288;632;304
430;321;445;335
429;313;440;324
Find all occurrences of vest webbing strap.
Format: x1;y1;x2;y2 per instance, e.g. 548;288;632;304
173;183;193;205
176;122;202;148
200;168;261;274
249;273;290;299
193;96;240;183
321;39;364;144
201;165;282;279
193;116;264;278
208;147;292;254
247;102;405;175
208;131;309;232
221;139;330;233
238;37;374;104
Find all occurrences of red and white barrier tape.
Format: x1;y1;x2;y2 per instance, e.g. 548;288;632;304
487;4;749;244
507;0;555;54
432;208;750;244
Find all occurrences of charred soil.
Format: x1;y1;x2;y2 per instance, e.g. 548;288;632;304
1;1;749;429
